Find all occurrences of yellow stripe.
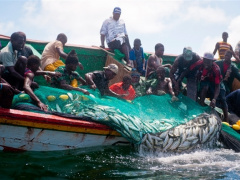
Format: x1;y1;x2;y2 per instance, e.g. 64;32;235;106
0;118;121;136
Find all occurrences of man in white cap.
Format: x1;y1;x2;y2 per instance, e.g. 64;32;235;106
190;52;228;122
85;63;121;96
170;47;200;99
100;7;131;66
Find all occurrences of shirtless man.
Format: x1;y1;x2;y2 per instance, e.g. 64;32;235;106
145;43;171;79
24;55;61;111
146;66;178;101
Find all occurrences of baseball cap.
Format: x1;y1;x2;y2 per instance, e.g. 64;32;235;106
103;64;119;74
113;7;121;14
183;47;193;61
203;52;214;60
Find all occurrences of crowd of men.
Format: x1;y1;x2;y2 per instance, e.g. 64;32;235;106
1;7;240;123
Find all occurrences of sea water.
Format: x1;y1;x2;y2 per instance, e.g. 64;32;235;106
0;146;239;179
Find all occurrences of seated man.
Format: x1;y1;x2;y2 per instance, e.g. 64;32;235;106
146;66;178;101
131;71;146;97
129;39;146;76
41;33;83;71
145;43;171;79
85;63;121;97
109;76;136;100
0;32;28;90
51;50;89;95
190;52;228;122
100;7;131;66
17;31;33;58
24;55;61;111
0;65;21;108
226;89;240;117
216;50;240;95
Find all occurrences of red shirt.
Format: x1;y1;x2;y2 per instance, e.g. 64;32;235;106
109;82;136;100
223;61;230;74
190;60;222;85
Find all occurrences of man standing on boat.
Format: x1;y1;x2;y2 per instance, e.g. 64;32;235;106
215;50;240;95
213;32;239;62
129;38;146;76
169;47;200;100
145;43;171;79
41;33;84;71
100;7;131;66
190;52;228;122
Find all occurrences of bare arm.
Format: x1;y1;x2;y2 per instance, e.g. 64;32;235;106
210;84;220;108
167;78;175;97
23;73;48;111
59;80;90;95
169;58;179;85
85;73;97;89
56;47;68;59
100;34;105;48
230;46;240;62
213;42;219;55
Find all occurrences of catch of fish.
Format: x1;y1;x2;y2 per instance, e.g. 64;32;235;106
139;113;221;153
49;92;222;153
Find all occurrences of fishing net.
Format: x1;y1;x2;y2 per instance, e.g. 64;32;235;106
219;124;240;152
12;85;212;144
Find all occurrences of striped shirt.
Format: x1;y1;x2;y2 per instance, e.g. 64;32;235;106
218;41;231;60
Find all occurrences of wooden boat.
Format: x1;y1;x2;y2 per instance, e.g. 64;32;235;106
0;34;238;152
0;108;128;151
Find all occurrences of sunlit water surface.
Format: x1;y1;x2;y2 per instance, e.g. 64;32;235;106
0;146;239;179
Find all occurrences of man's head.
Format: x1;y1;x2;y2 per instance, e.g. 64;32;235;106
203;52;214;70
134;39;141;50
27;55;41;73
65;50;79;72
224;50;233;63
122;76;132;91
103;63;118;80
131;71;140;84
113;7;121;21
10;32;24;51
155;43;164;57
183;47;193;61
222;32;228;42
156;66;166;80
57;33;67;46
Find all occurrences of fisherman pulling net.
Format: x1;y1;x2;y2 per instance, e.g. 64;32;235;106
12;85;222;152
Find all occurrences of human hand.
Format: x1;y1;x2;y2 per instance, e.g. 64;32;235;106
146;88;152;95
54;72;62;77
171;95;179;102
210;99;216;108
157;90;166;95
44;75;51;83
83;89;90;95
78;63;84;70
37;101;48;112
90;84;96;90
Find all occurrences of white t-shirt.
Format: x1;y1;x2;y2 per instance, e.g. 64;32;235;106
100;17;127;44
